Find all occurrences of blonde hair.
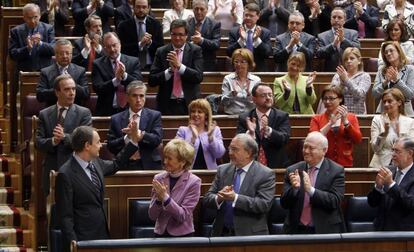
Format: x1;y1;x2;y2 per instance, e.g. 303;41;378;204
188;98;213;132
342;47;363;71
382;88;406;115
164;139;195;170
231;48;256;71
288;52;306;71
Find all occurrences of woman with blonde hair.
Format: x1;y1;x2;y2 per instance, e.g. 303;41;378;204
176;99;225;169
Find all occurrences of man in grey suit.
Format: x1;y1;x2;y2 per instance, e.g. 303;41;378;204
37;39;89;107
281;132;345;234
36;75;92;195
316;7;360;71
274;11;316;72
204;134;275;236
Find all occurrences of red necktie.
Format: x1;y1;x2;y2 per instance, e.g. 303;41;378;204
115;60;127;108
88;47;96;72
300;167;317;226
172;49;183;97
258;115;268;166
357;19;366;38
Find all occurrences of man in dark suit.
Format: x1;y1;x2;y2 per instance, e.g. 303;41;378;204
37;39;89;107
71;0;114;36
114;0;133;28
117;0;164;70
368;137;414;231
316;7;361;71
8;3;55;72
227;3;273;72
297;0;332;37
36;75;92;195
204;133;275;236
34;0;69;36
72;15;105;71
148;19;203;115
237;83;291;168
92;32;142;116
107;81;162;170
257;0;291;37
281;131;345;234
187;0;221;71
274;11;316;72
344;0;379;38
56;125;139;251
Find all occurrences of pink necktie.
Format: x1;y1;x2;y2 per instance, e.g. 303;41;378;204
300;167;317;226
258;115;268;166
358;19;366;38
172;49;183;97
115;60;127;108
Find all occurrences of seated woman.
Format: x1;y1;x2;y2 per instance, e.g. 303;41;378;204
162;0;194;35
382;0;414;37
378;18;414;67
176;99;225;169
221;48;261;115
310;85;362;167
274;52;317;114
373;41;414;117
331;47;371;114
148;139;201;237
370;88;414;167
207;0;243;35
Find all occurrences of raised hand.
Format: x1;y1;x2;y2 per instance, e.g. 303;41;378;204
239;26;247;41
207;120;217;142
253;26;262;40
336;105;349;122
191;30;203;44
115;60;126;80
289;169;301;189
140;32;152;46
152;179;167;202
167;50;181;70
53;124;65;145
84;34;92;49
378;167;393;186
246;116;257;135
306;71;316;88
302;170;312;193
281;79;291;91
189;120;199;144
336;65;348;82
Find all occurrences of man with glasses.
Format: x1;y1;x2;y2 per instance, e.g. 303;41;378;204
368;137;414;231
149;19;203;115
237;83;291;168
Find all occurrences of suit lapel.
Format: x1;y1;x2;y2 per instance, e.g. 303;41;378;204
47;105;58;129
62;105;75;129
121;110;130;129
188;18;196;36
398;164;414;187
104;57;115;75
139;108;148;131
239;162;255;194
182;43;192;67
72;157;102;201
314;159;329;189
170;171;190;201
223;164;235;187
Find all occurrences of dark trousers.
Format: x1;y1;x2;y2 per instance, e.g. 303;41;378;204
161;99;188;115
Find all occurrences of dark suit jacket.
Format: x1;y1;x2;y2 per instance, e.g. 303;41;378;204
257;5;290;37
107;108;162;169
316;28;361;71
237;108;291;168
148;42;203;114
344;4;380;38
72;37;105;69
92;54;142;116
280;158;346;234
297;0;332;37
274;31;316;71
71;0;114;36
368;165;414;231
8;22;55;71
56;142;138;251
36;63;89;107
114;3;133;28
187;17;221;71
203;161;275;236
117;15;164;67
227;25;273;72
35;0;70;36
35;104;92;195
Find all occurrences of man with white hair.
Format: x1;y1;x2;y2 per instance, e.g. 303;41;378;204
281;131;346;234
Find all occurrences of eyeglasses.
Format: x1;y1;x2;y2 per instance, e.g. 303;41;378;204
322;96;338;102
170;32;187;37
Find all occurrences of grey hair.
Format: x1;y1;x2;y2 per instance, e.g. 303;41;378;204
55;39;72;49
233;133;258;159
398;137;414;153
103;32;120;44
126;80;147;95
23;3;40;15
306;132;328;150
289;10;305;22
192;0;208;7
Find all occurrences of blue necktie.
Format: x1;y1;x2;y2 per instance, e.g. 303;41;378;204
223;168;244;228
246;30;254;52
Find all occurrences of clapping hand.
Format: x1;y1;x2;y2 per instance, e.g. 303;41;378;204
239;26;247;41
217;185;236;202
246;116;257;136
167;50;181;70
288;169;301;189
336;65;348;82
306;71;316;88
253;26;262;40
189;120;199;144
385;66;399;83
152;179;167;202
191;30;203;44
302;170;312;193
115;60;126;81
336;105;349;123
378;167;393;187
281;79;291;91
207;120;217;142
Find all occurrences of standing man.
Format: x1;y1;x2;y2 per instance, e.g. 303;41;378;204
227;3;273;72
188;0;221;71
203;133;275;236
92;32;142;116
297;0;332;37
71;0;114;36
56;125;139;251
36;75;92;195
107;81;163;170
117;0;164;71
37;39;89;107
257;0;291;37
114;0;134;28
281;132;345;234
237;83;291;168
274;11;316;72
368;137;414;231
344;0;379;38
149;19;203;115
316;7;360;71
34;0;70;36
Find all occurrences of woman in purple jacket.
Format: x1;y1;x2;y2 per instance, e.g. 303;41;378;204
176;98;226;169
149;139;201;237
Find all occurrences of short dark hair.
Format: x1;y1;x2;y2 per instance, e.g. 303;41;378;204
321;85;344;106
54;74;74;91
251;83;272;97
244;3;260;15
84;15;101;29
71;126;96;152
386;18;410;42
170;19;188;34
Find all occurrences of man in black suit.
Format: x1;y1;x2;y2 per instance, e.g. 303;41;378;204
36;75;92;195
34;0;70;36
274;11;316;71
187;0;221;71
148;19;203;115
114;0;133;28
296;0;332;37
344;0;379;38
257;0;291;37
107;81;162;170
37;39;89;107
56;124;139;251
72;15;105;71
71;0;114;36
368;137;414;231
117;0;164;70
227;3;273;72
237;83;291;168
281;131;346;234
92;32;142;116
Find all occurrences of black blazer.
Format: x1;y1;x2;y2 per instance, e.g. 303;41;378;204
71;0;114;36
34;0;70;36
114;3;133;28
56;142;138;251
92;54;142;116
107;108;163;169
297;0;332;37
368;165;414;231
344;4;380;38
72;38;105;69
148;42;203;114
237;108;291;168
36;63;89;106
